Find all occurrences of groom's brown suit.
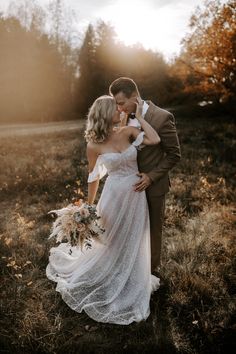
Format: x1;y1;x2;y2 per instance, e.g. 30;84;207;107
137;101;181;271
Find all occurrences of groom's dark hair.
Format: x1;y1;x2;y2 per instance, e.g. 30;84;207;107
109;77;140;98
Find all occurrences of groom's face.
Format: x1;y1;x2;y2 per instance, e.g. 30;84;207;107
114;91;137;115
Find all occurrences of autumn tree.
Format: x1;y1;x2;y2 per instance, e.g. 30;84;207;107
177;0;236;104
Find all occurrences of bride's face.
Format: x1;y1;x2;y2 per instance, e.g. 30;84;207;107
112;109;121;124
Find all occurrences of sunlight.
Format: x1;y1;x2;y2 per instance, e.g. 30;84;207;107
98;0;178;56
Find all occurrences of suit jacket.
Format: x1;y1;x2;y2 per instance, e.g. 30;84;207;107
137;101;181;197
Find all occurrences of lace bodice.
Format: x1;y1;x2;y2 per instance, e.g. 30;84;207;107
88;131;145;182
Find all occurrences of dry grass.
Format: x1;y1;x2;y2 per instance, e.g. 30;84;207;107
0;112;235;354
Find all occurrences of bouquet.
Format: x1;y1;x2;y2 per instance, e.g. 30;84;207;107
47;200;105;251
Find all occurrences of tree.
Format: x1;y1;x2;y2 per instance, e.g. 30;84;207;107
76;24;98;115
179;0;236;103
0;2;78;122
76;21;175;115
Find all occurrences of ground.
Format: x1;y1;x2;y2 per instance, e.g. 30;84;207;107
0;106;235;354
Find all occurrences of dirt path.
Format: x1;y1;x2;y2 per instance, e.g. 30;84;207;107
0;120;85;137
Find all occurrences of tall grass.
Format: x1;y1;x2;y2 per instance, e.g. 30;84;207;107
0;113;235;353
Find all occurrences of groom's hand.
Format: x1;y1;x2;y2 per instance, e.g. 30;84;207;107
134;173;152;192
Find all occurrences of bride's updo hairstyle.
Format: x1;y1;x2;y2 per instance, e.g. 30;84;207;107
85;95;116;143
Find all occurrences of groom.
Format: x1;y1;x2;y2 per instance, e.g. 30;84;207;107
109;77;181;273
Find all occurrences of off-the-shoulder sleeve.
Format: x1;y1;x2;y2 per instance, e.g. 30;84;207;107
132;131;145;150
87;156;107;183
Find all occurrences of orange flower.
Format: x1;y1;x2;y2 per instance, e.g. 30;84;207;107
74;199;83;207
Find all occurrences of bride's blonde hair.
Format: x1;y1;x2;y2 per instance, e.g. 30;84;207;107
84;95;117;143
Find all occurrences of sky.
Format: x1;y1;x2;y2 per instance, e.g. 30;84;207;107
0;0;207;59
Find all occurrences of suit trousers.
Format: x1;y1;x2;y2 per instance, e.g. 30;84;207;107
146;193;166;272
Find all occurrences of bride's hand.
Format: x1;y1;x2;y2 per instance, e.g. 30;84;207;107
120;112;128;127
134;97;143;120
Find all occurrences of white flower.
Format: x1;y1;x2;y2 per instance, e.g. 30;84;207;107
79;207;90;218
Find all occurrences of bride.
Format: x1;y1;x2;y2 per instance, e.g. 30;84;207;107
46;95;161;325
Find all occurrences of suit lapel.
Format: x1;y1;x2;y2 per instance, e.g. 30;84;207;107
143;100;155;125
137;101;156;152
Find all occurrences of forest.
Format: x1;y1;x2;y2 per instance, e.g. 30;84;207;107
0;0;235;122
0;1;235;354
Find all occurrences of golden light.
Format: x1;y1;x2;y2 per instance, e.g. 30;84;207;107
98;0;179;57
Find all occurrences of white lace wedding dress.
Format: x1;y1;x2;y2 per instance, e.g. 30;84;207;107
46;131;160;325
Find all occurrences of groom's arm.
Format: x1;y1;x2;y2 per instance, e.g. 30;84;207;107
146;113;181;183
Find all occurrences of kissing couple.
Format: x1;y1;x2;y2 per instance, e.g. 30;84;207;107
46;77;181;325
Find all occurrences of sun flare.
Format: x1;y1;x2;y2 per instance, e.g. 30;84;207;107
98;0;177;57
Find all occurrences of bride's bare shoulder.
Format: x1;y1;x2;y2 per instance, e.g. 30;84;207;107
87;141;100;156
87;141;97;149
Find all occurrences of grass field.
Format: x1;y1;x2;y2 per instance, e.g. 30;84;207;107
0;108;235;354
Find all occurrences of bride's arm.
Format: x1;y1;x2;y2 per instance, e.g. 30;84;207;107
88;180;99;205
86;143;99;205
135;118;160;145
129;98;160;145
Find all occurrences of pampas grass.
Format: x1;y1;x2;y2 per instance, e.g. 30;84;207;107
47;202;105;249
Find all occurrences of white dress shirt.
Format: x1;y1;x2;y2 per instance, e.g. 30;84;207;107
127;101;149;128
